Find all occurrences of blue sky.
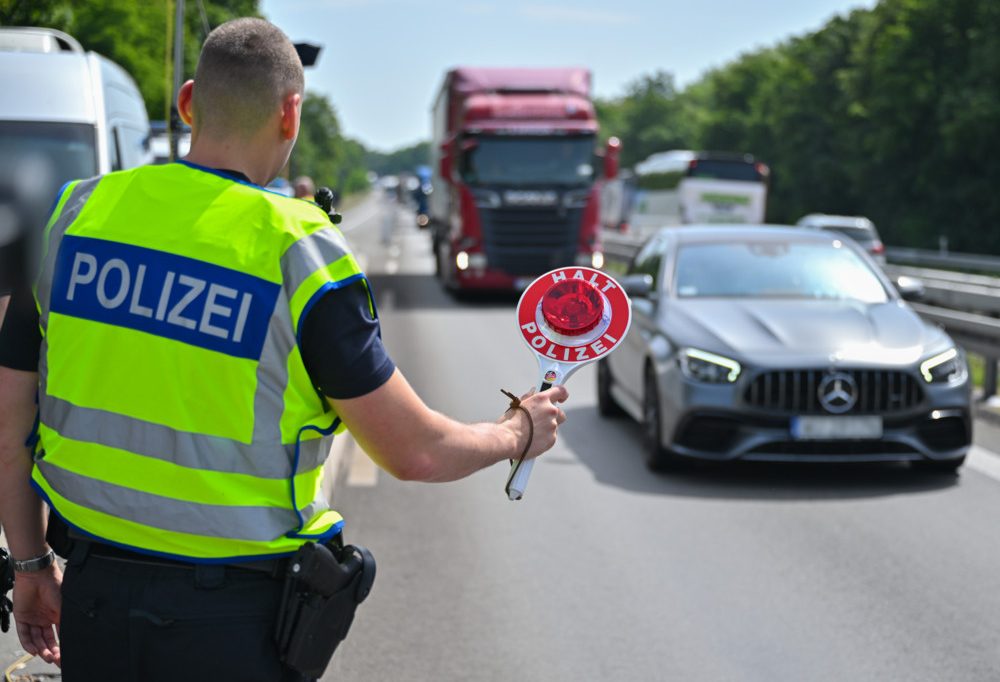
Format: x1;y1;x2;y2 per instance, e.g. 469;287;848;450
261;0;877;151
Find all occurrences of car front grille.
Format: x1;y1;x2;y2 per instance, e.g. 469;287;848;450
479;207;582;276
746;440;918;456
744;369;924;415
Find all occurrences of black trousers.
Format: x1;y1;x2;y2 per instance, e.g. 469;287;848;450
60;547;310;681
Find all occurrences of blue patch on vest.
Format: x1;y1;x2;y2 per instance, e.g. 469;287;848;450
50;235;280;360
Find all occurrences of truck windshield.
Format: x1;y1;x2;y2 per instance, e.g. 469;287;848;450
0;121;98;240
460;135;595;186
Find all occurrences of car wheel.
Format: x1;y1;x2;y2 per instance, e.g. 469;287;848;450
910;456;966;473
643;366;683;471
596;359;625;418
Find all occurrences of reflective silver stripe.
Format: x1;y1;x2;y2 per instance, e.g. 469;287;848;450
280;227;352;296
252;293;294;443
41;394;296;479
35;177;102;321
298;498;330;525
36;460;299;542
297;435;332;474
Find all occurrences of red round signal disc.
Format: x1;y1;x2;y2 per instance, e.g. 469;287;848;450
517;267;631;365
541;279;605;336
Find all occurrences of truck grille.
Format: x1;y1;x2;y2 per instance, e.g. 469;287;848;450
479;207;582;276
744;369;924;415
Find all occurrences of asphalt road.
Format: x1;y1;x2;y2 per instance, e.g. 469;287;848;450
324;194;1000;681
4;193;1000;681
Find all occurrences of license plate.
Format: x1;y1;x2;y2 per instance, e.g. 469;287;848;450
790;416;883;440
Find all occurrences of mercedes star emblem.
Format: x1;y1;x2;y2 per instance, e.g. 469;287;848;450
818;372;858;414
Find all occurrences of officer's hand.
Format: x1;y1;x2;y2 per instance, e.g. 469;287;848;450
13;563;63;667
504;385;569;460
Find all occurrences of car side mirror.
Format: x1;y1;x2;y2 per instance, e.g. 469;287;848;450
620;273;654;299
896;275;925;302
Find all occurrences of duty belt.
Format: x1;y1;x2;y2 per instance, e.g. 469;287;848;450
69;536;289;579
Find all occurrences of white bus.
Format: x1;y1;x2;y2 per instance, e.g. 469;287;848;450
629;150;769;234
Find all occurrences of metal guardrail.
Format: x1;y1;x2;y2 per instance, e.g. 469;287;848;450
886;247;1000;273
601;230;1000;398
885;265;1000;316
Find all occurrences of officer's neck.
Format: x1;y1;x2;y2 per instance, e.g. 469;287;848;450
184;135;284;188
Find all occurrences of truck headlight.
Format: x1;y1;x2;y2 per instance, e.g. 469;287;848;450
920;348;966;384
679;348;742;383
575;252;604;269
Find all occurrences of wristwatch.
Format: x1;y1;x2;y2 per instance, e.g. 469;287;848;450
12;550;55;573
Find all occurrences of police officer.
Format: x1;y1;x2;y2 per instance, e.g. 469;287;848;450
0;18;567;680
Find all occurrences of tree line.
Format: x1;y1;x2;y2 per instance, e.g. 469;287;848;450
596;0;1000;253
0;0;370;195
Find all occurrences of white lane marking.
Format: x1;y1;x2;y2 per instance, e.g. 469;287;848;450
966;445;1000;483
346;439;378;487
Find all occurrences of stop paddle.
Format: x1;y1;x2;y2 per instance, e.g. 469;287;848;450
506;266;632;500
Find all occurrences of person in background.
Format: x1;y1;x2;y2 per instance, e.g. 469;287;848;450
293;175;315;203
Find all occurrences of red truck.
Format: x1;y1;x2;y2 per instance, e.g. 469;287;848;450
429;67;619;293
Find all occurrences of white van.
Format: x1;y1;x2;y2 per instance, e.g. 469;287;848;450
0;27;151;288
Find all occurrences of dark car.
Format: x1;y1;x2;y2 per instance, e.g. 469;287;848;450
599;226;971;471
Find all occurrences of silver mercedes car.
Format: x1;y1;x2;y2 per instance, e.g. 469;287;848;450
598;226;971;472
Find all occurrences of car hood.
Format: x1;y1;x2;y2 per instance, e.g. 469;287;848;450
662;298;951;366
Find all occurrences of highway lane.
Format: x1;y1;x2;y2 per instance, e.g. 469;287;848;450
324;194;1000;681
4;193;1000;680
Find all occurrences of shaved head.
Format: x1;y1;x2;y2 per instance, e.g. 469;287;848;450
192;18;304;140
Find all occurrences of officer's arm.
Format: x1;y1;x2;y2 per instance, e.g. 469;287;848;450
328;369;568;483
0;366;48;560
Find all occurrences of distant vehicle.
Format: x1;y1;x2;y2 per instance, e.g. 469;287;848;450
149;120;191;164
627;150;769;235
0;26;151;278
413;164;432;228
797;213;886;265
599;225;970;472
429;67;619;293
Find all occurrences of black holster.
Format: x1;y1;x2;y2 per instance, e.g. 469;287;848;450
275;541;375;678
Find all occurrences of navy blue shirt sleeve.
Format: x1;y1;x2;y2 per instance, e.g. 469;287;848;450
298;279;395;399
0;283;41;372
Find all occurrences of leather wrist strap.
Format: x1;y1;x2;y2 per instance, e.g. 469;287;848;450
12;550;55;573
501;389;533;470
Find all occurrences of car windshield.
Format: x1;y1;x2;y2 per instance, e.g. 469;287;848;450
674;240;889;303
0;121;98;243
460;135;595;186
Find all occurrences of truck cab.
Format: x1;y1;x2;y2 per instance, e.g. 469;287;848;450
430;67;618;293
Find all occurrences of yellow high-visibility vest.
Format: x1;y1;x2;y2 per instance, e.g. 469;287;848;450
31;161;367;561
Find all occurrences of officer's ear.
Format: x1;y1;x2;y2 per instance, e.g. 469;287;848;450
280;92;301;142
178;80;195;127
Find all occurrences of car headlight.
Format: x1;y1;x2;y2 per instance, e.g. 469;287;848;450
679;348;742;383
919;347;967;384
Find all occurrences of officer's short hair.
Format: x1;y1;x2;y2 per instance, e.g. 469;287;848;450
192;17;304;139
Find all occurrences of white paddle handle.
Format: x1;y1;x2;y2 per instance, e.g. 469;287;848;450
505;381;551;500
